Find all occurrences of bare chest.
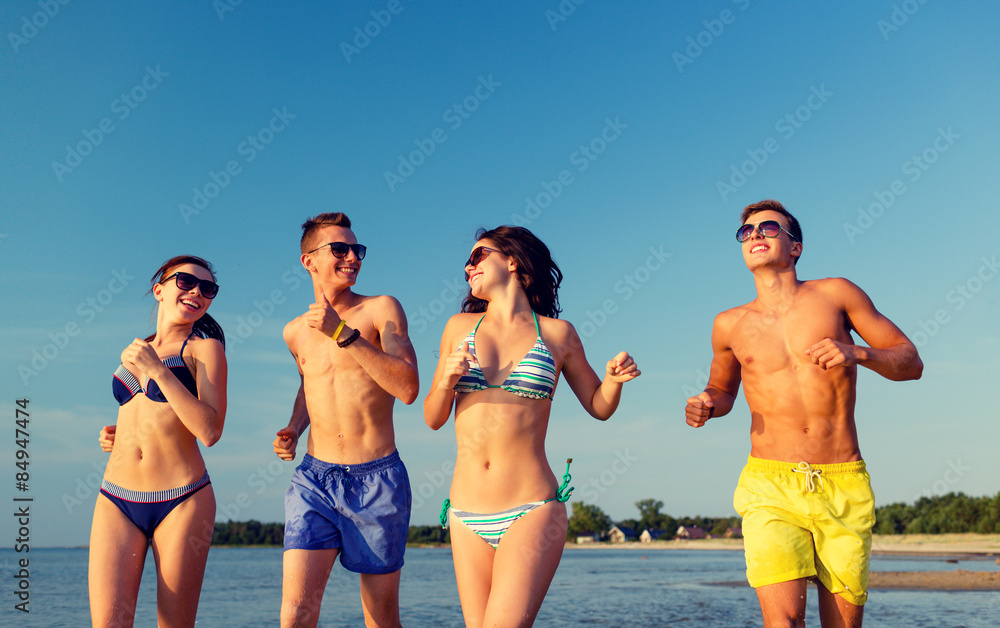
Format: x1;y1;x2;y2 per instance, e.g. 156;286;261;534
732;304;849;373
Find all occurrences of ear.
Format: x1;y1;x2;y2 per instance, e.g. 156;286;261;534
301;252;316;274
152;281;164;302
791;241;803;260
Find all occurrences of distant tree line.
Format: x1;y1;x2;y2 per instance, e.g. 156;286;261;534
212;520;284;546
567;498;740;541
210;521;452;546
874;492;1000;534
211;491;1000;546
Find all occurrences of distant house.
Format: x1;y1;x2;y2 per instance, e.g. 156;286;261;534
575;534;601;544
724;527;743;539
608;525;638;543
675;525;707;540
640;529;667;543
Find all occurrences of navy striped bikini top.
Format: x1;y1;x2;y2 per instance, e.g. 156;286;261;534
112;334;198;405
453;312;557;400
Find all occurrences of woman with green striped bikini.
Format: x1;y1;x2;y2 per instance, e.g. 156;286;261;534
424;225;640;626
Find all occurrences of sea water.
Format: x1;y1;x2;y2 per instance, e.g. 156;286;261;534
2;547;997;626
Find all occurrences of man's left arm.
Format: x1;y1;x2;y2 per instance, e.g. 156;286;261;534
806;278;923;381
340;296;420;404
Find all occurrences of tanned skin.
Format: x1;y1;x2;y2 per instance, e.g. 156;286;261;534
685;209;922;628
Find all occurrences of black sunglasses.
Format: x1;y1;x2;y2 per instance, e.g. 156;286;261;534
736;220;799;243
464;246;500;281
308;242;367;260
465;246;498;269
160;272;220;299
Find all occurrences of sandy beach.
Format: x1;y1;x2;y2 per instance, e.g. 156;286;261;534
569;534;1000;590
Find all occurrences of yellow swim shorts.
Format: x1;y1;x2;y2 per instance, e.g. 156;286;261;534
733;455;875;606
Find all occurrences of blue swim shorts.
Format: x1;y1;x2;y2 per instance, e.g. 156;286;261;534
283;450;411;574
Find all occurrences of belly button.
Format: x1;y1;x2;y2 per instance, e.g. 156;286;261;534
338;434;344;439
484;461;490;470
138;449;143;459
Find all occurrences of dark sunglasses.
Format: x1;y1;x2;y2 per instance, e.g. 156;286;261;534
160;272;220;299
464;246;499;281
736;220;799;243
308;242;367;260
465;246;498;269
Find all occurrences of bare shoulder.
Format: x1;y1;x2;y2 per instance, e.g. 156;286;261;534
808;277;870;305
537;315;578;344
715;303;751;329
188;336;225;360
363;294;406;318
283;314;307;348
440;311;483;344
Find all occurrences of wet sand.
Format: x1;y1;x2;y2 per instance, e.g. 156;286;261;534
572;534;1000;590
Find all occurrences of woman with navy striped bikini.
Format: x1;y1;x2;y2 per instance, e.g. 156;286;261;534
425;226;640;626
89;255;227;627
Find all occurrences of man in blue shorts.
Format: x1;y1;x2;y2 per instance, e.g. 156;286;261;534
274;212;419;628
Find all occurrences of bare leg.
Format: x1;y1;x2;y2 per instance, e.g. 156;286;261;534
755;579;808;628
481;500;567;628
89;495;149;627
281;548;339;628
359;570;402;628
817;580;865;628
449;509;500;628
149;485;216;628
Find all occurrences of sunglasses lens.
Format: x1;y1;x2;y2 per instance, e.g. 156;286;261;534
174;273;197;290
760;221;781;237
736;225;754;242
201;282;219;298
329;243;349;258
354;245;366;260
466;247;482;268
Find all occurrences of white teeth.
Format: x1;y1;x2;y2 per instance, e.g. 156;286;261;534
751;245;767;253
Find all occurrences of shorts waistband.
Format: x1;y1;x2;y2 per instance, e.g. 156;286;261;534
300;450;401;477
100;471;210;503
746;455;866;475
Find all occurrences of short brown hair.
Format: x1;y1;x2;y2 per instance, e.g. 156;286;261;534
300;212;352;254
740;199;803;265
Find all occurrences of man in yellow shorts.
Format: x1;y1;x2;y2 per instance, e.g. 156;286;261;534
685;200;923;627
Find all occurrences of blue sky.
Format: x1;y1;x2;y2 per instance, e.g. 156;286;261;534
1;2;998;547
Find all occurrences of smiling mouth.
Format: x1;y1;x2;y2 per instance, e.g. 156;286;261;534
750;244;769;253
180;299;201;311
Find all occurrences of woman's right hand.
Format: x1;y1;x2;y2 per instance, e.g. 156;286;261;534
437;342;474;389
98;425;116;452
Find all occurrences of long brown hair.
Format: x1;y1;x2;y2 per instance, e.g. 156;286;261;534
146;255;226;348
461;226;563;318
